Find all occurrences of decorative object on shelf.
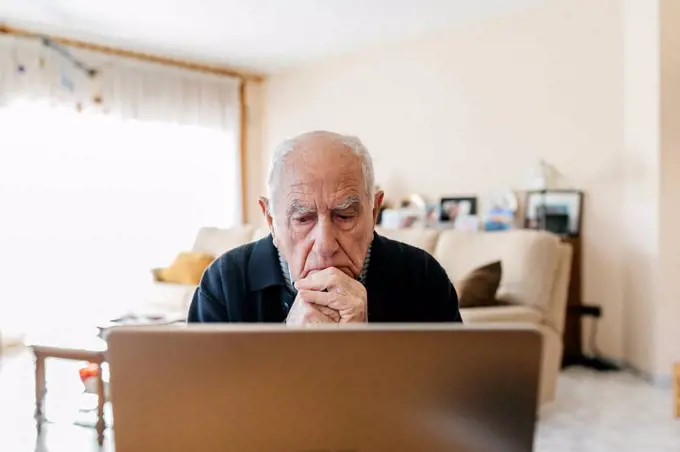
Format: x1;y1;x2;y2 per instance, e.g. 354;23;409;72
453;215;481;232
481;190;518;231
527;159;561;190
524;190;583;236
401;193;427;211
377;193;431;229
400;193;428;222
379;208;421;229
425;204;440;225
439;196;477;222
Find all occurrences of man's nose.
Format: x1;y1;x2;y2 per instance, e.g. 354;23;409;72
313;217;339;259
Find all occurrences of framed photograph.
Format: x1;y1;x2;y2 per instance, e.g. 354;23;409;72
524;190;583;236
439;196;477;222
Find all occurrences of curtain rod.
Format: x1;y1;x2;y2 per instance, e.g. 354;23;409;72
0;24;265;82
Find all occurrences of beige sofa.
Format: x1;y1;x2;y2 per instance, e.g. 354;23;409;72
374;227;572;407
147;226;266;314
150;225;571;406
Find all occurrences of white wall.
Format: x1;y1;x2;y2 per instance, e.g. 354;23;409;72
622;0;661;379
262;0;626;360
657;0;680;378
244;81;267;225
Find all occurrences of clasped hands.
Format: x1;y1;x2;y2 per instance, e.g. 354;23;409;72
286;267;367;325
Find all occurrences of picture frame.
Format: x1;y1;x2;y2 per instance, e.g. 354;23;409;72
524;190;583;236
439;196;478;222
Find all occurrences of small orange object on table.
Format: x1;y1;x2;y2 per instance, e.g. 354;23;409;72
26;333;108;445
674;362;680;418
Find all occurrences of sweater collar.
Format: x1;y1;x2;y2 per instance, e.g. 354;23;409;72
277;242;373;294
246;232;379;292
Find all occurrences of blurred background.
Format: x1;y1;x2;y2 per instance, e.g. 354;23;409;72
0;0;679;451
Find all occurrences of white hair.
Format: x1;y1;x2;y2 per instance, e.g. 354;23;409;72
266;131;376;212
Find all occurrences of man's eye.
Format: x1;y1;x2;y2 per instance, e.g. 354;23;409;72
336;214;354;221
294;216;311;224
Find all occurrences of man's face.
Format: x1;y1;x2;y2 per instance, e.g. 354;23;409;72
261;138;383;281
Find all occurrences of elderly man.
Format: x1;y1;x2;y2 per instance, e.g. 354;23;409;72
188;131;462;324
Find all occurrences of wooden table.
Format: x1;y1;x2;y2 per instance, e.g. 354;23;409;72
28;335;108;445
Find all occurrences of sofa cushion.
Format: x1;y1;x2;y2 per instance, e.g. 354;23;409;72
156;252;214;285
374;227;440;253
457;261;503;308
434;230;562;313
191;226;255;256
460;305;542;325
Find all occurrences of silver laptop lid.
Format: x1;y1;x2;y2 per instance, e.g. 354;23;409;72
107;324;542;452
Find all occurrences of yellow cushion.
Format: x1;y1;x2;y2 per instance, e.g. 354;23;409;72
157;252;214;285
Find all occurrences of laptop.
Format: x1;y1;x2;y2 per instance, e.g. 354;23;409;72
106;324;542;452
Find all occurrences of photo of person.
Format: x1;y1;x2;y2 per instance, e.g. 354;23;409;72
439;197;477;222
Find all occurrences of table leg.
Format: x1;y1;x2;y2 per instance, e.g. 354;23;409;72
96;362;106;445
34;354;46;431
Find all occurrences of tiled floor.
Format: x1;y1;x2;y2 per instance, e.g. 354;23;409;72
1;350;678;451
535;367;680;451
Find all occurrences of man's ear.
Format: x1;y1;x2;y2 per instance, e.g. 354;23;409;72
258;197;277;244
372;190;385;227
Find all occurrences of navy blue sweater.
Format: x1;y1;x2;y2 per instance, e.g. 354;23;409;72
187;233;462;323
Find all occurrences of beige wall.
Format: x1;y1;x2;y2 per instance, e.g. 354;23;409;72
262;0;627;361
243;81;267;226
621;0;680;379
657;0;680;377
622;0;661;377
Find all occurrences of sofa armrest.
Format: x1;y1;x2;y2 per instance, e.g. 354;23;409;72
146;280;196;315
460;305;542;325
151;268;163;282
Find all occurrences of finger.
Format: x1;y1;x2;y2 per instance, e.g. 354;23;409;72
288;299;335;325
302;305;336;324
297;289;337;306
294;273;332;291
295;295;338;318
299;289;356;312
295;267;349;291
318;306;341;323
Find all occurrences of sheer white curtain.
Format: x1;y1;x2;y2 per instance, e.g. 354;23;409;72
0;37;241;335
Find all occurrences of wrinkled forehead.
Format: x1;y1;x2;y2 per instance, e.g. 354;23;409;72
279;143;365;199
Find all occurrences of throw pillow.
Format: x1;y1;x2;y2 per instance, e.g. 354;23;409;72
157;252;215;285
457;261;503;308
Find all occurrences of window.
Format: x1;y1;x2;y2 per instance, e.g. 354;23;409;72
0;102;240;333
